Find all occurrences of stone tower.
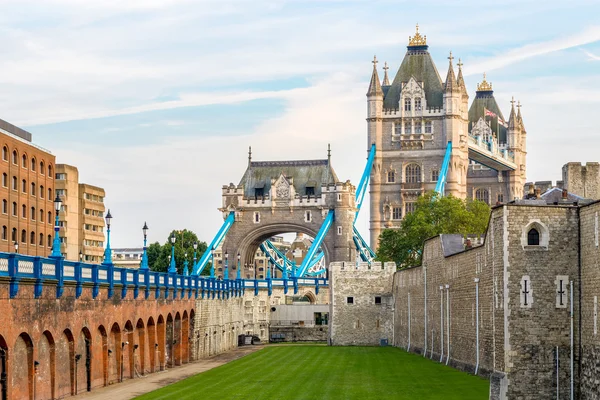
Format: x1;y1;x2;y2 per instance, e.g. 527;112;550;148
367;25;527;249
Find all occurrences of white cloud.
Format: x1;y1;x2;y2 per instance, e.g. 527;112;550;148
581;48;600;61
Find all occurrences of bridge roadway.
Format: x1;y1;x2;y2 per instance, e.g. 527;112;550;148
0;252;327;400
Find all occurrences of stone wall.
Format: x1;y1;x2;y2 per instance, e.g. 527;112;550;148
563;162;600;200
269;327;328;342
329;261;394;346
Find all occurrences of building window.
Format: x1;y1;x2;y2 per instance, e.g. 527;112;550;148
21;204;26;218
431;169;439;182
11;228;16;242
404;122;412;135
305;211;312;222
20;229;26;243
48;188;52;200
1;174;5;188
48;164;53;177
21;179;26;193
1;226;6;241
21;154;26;168
392;207;402;220
31;183;35;196
414;123;422;134
31;158;36;171
306;186;315;197
39;233;43;246
347;297;354;304
12;151;17;165
11;202;16;216
425;121;432;133
48;211;52;224
30;231;35;245
387;170;395;183
414;98;422;111
254;212;260;223
47;234;52;247
56;189;66;197
2;147;6;161
337;226;342;235
55;173;66;180
405;202;416;215
31;207;35;220
527;228;540;246
475;188;490;205
2;200;6;214
40;209;44;222
497;193;504;204
405;164;421;183
40;185;44;199
40;161;44;175
11;176;16;190
375;296;382;304
394;123;402;136
404;98;411;111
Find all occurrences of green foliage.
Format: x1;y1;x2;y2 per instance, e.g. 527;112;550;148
136;346;489;400
148;229;208;275
377;191;491;268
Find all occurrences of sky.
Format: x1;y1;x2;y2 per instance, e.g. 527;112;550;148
0;0;599;247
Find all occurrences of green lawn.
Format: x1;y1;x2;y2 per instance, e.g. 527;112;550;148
137;346;489;400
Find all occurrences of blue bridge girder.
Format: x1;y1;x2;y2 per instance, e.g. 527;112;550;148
192;211;235;276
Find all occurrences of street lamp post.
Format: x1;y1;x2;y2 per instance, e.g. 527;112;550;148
13;241;18;254
51;194;62;258
236;253;241;280
168;233;176;274
210;248;216;279
223;251;229;280
102;210;113;264
183;253;189;276
140;222;149;270
193;242;198;273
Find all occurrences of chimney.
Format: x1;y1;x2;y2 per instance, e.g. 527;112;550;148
535;188;541;199
528;184;535;195
562;189;568;200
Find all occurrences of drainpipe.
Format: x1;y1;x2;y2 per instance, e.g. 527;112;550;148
570;280;573;400
445;284;450;366
407;292;411;352
439;285;444;363
423;266;427;357
556;345;559;400
474;277;480;375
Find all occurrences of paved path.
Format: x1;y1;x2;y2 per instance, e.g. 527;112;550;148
74;345;265;400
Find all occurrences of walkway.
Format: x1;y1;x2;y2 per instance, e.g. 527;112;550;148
74;345;265;400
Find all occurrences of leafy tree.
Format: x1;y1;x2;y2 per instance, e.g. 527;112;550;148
377;192;490;268
148;229;209;275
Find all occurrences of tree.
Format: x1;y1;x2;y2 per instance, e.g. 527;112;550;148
377;192;490;268
148;229;209;275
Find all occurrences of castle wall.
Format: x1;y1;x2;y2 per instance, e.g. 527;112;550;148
563;162;600;200
329;262;395;346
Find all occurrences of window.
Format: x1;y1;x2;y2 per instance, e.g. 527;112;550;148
414;123;422;134
11;176;16;190
405;164;421;183
404;122;412;135
404;98;411;111
254;188;264;198
20;229;25;243
55;173;66;180
30;183;35;196
11;228;16;242
31;158;36;171
475;188;490;205
30;231;35;245
305;211;312;222
1;146;6;161
254;212;260;223
497;193;504;204
12;150;17;165
48;211;52;224
425;121;432;133
21;204;26;218
40;185;44;199
47;234;52;247
387;170;395;183
31;207;35;220
0;173;5;188
48;164;53;177
375;296;382;304
21;179;26;193
11;202;16;216
48;188;52;200
405;202;416;214
394;123;402;136
347;297;354;304
21;154;26;168
306;186;315;197
392;207;402;220
431;169;439;182
40;161;44;175
39;233;43;246
40;209;44;222
527;229;540;246
414;98;422;111
1;200;6;214
337;226;342;235
1;226;6;240
56;189;66;197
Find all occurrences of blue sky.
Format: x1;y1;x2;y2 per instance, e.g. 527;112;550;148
0;0;599;247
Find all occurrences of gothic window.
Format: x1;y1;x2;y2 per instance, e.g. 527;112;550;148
21;229;26;243
387;170;395;183
21;154;26;168
405;164;421;183
31;158;36;171
48;211;52;224
48;188;52;200
31;207;35;220
39;233;43;246
2;146;6;161
1;200;5;214
40;209;44;222
47;234;52;247
305;211;312;222
527;228;540;246
30;231;35;245
431;170;439;182
1;226;6;240
11;176;16;190
40;161;44;175
11;228;16;242
306;186;315;197
12;150;17;165
414;123;422;134
392;207;402;220
21;204;26;218
425;121;432;133
1;173;6;187
475;188;489;205
404;122;412;135
414;98;422;111
254;188;264;198
254;212;260;223
404;98;411;111
405;202;416;215
31;183;35;196
21;179;26;193
394;123;402;135
48;164;53;177
497;193;504;204
11;202;16;216
40;185;44;198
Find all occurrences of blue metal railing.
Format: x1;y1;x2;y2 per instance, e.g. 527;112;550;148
434;141;452;195
0;251;327;300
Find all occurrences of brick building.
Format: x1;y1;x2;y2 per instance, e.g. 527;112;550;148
0;118;56;256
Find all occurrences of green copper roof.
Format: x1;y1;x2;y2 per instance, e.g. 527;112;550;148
383;49;444;110
468;90;507;143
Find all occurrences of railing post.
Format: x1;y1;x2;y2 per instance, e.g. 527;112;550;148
170;272;177;300
254;279;258;296
121;269;127;299
293;277;298;295
200;278;205;299
106;262;114;299
91;264;99;299
75;260;83;299
315;278;320;295
154;272;160;300
33;257;43;299
193;276;199;299
133;270;140;299
143;269;150;299
8;254;18;299
55;256;64;299
283;277;288;295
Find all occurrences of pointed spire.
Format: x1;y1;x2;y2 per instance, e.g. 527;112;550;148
444;51;458;92
477;73;493;92
456;58;466;91
248;146;252;167
382;61;390;86
517;100;525;130
367;55;383;97
508;97;517;130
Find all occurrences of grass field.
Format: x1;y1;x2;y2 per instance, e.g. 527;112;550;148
137;345;489;400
